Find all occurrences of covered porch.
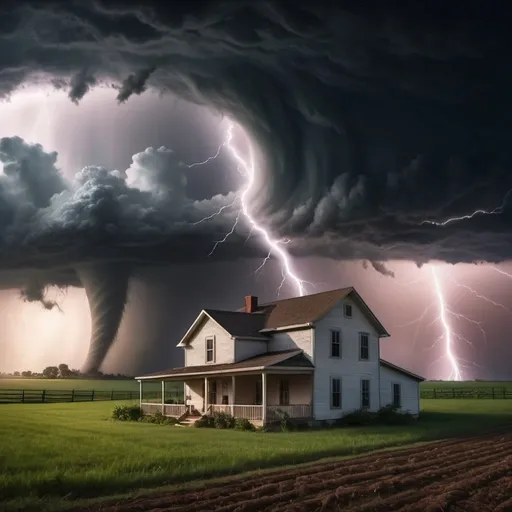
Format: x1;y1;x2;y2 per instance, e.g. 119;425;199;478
137;350;314;425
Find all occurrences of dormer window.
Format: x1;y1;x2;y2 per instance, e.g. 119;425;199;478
205;336;215;363
344;303;352;318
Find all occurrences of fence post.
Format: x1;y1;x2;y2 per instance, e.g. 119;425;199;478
42;390;46;403
492;387;495;399
91;390;95;401
452;388;455;398
111;390;114;400
433;389;437;399
504;388;506;399
71;390;75;402
21;390;25;403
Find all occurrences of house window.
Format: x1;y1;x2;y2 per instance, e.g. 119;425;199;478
344;303;353;318
331;378;341;408
205;336;215;363
361;379;370;408
359;333;369;360
330;330;341;358
393;383;401;408
208;380;217;405
279;379;290;405
255;379;262;405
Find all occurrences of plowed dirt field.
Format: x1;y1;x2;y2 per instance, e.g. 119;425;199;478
85;432;512;512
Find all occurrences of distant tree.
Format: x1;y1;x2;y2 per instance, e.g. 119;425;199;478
21;371;32;378
58;363;71;378
13;371;20;377
42;366;59;379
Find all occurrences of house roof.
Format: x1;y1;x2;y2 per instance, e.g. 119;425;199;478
136;349;314;380
177;287;389;348
245;287;389;337
204;309;268;339
380;359;425;382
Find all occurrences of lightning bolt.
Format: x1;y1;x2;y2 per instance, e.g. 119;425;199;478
421;187;512;226
430;266;462;380
187;120;306;297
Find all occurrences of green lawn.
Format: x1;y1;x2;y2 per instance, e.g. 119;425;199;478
1;399;512;511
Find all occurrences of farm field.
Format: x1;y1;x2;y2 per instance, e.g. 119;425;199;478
92;431;512;512
1;399;512;511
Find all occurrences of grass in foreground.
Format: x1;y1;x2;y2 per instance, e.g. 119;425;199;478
1;399;512;511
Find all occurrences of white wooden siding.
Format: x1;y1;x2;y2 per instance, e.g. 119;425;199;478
313;298;381;420
266;374;313;405
235;339;267;362
267;328;313;360
379;365;420;415
184;317;233;366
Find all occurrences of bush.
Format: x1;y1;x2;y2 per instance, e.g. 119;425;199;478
141;411;179;426
340;409;376;426
377;404;415;425
112;405;143;422
194;415;215;428
213;411;236;429
234;417;256;431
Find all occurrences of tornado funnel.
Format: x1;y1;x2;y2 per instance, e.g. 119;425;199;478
77;264;130;374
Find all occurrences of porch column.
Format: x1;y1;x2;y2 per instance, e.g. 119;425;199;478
139;380;142;409
161;380;165;414
204;377;208;413
262;372;267;424
231;375;235;416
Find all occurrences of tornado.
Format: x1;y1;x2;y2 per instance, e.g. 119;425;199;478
77;263;130;374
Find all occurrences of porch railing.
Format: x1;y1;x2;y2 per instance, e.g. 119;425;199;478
266;405;312;420
142;402;312;421
141;403;187;417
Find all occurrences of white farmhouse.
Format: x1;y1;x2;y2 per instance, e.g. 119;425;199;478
137;288;424;426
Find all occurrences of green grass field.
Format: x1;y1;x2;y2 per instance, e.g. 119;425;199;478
0;378;184;398
421;380;512;389
1;399;512;511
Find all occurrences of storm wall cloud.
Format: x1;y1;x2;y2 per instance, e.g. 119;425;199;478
0;1;510;267
1;1;512;370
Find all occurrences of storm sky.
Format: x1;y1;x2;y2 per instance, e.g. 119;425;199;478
1;2;512;380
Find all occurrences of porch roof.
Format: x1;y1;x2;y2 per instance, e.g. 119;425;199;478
136;349;314;380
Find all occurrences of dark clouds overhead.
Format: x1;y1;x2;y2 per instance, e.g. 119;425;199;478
1;0;512;289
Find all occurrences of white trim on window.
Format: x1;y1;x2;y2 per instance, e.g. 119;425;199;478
329;329;341;358
330;376;342;409
392;382;402;408
343;303;353;318
361;378;370;409
359;332;370;360
205;335;216;363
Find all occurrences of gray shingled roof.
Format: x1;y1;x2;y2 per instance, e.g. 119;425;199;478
137;349;314;380
204;309;268;339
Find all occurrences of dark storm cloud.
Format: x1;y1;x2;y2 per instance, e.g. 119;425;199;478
117;66;156;103
1;1;512;277
69;69;97;104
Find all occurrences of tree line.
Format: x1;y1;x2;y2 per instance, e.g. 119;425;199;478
0;363;133;380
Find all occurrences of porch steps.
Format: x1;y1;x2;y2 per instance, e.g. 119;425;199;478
178;415;202;427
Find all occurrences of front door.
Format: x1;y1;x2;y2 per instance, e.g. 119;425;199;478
208;380;217;405
279;379;290;405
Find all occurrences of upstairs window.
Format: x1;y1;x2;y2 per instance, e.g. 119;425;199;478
330;330;341;358
205;336;215;363
344;303;353;318
361;379;370;408
393;383;401;408
359;333;369;360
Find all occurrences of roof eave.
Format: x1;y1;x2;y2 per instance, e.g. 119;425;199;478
259;322;313;333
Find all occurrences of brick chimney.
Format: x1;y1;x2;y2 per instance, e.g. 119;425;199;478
245;295;258;313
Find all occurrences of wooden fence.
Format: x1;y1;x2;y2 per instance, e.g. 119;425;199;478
0;389;182;404
421;388;512;399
